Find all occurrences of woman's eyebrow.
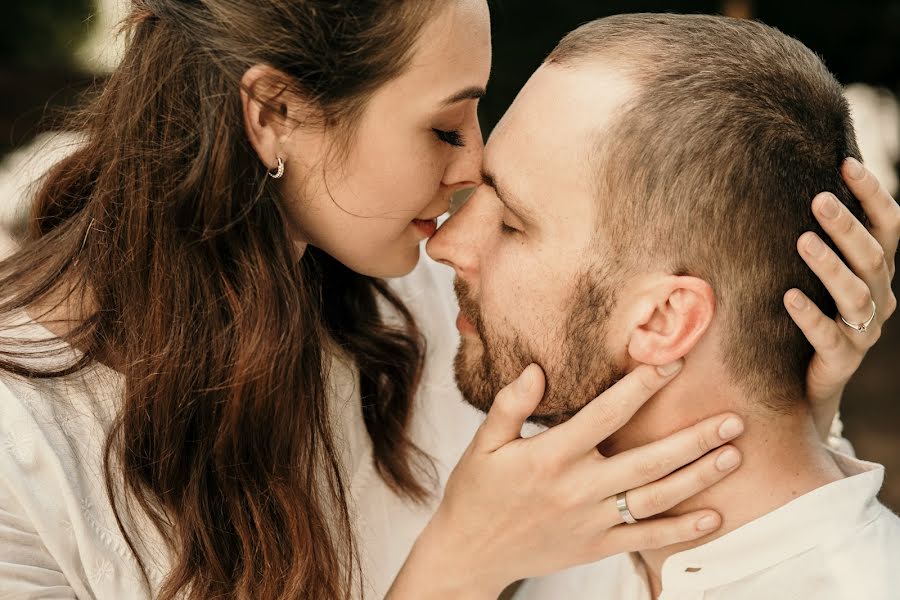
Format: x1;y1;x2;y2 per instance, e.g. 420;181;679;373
441;86;486;106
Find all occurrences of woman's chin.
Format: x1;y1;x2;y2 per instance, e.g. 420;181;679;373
341;244;421;279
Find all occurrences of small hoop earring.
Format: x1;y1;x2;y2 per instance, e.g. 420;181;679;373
268;157;285;179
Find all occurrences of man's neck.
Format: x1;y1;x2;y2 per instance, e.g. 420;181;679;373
602;367;844;598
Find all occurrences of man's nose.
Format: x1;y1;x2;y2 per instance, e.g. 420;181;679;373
426;188;485;279
442;119;484;192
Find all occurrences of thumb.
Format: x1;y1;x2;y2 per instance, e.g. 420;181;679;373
476;363;546;453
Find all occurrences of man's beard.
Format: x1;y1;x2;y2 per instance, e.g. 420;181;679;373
453;267;627;426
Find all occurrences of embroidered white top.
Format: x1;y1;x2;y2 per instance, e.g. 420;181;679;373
516;449;900;600
0;254;484;599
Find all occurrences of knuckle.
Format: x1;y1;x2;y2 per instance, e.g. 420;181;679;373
654;453;678;478
804;302;826;327
867;246;887;274
696;464;718;488
641;529;661;550
645;487;668;515
853;286;874;312
637;457;662;481
868;326;882;344
546;486;571;512
824;254;845;280
807;358;835;384
533;452;564;480
695;429;713;455
837;210;855;236
811;318;835;345
886;293;897;317
529;457;552;481
861;171;881;197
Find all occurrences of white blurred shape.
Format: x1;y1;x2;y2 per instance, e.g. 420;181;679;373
845;84;900;197
76;0;129;73
0;132;85;258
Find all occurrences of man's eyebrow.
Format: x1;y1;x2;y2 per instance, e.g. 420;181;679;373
441;86;487;106
481;168;535;224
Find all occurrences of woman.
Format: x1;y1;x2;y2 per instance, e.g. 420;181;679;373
0;1;896;598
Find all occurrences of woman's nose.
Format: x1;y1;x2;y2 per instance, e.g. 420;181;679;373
442;121;485;191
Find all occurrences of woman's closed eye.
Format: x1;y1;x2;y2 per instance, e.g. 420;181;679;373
433;128;466;147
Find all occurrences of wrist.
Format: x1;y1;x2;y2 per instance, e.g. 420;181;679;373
813;397;841;442
387;513;505;600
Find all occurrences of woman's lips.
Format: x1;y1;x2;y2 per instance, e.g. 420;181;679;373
412;218;438;238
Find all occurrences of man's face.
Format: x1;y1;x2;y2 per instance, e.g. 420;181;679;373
426;62;637;424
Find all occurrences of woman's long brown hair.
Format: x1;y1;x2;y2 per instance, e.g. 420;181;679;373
0;1;440;597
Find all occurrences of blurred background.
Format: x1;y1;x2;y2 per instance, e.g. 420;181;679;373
1;0;898;511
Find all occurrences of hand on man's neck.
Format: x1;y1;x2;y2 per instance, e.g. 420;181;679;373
602;344;845;599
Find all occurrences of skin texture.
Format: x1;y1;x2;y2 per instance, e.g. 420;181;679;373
242;0;491;277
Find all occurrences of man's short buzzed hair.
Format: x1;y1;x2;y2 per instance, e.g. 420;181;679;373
547;14;864;409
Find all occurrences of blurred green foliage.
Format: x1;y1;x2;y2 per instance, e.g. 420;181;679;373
0;0;94;70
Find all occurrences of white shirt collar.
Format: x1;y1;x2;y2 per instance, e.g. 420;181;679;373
657;449;885;593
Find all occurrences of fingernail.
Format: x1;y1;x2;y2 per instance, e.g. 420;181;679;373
789;290;807;310
696;514;720;531
846;157;864;180
804;234;826;258
656;360;683;376
718;417;744;440
817;193;840;219
716;448;741;471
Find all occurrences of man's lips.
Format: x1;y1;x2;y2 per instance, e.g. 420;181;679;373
456;310;478;335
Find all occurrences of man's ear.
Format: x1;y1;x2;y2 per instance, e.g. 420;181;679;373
240;65;305;172
626;276;715;366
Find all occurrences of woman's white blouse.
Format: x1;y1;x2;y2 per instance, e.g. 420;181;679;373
0;254;485;599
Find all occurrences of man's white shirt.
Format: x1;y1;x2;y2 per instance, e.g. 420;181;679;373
517;448;900;600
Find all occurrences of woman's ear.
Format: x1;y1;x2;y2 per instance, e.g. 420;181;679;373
240;65;295;172
626;276;716;366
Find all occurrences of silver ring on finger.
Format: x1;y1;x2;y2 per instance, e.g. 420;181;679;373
616;491;639;524
840;300;877;333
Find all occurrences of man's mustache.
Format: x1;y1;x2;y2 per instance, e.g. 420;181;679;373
453;278;486;336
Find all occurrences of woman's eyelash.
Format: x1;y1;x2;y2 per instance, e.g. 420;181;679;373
433;128;466;147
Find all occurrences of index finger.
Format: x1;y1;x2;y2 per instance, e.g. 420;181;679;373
541;361;683;457
842;158;900;270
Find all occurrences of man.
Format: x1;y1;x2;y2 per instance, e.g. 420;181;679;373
426;13;900;599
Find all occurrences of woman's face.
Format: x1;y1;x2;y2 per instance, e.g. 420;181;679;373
279;0;492;277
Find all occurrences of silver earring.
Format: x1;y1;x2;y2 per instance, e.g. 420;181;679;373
268;157;285;179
